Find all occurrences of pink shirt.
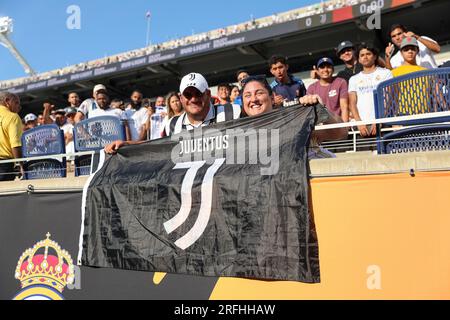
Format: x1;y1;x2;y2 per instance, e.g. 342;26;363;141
307;77;348;116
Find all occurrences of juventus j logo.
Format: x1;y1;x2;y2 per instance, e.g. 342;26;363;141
164;159;225;250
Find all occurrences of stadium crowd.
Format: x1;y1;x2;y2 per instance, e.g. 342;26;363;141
0;0;364;90
0;21;446;181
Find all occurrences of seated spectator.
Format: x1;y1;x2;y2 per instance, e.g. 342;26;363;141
348;44;393;137
123;90;149;141
215;83;231;106
0;92;23;181
23;113;38;131
385;24;440;70
269;54;306;106
241;76;347;158
74;84;108;122
307;57;349;122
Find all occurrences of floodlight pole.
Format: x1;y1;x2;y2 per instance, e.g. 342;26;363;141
146;15;151;47
0;17;36;76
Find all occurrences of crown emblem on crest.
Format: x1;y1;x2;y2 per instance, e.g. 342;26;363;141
14;233;74;293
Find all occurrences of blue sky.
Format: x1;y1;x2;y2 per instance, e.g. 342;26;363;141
0;0;319;81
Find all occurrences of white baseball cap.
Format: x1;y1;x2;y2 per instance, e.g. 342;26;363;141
24;113;37;123
179;73;209;95
93;84;107;95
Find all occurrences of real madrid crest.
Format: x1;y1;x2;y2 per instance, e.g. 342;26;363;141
13;233;74;300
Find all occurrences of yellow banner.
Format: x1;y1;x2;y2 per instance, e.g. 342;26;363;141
210;172;450;299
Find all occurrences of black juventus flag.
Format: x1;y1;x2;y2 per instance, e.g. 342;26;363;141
79;105;320;283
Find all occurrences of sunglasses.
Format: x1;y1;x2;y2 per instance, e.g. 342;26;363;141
182;88;205;100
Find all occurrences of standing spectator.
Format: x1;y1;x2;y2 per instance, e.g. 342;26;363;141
42;102;56;125
67;92;81;108
146;95;168;140
334;40;386;83
236;70;249;89
229;85;240;104
215;83;231;105
105;72;241;153
53;109;68;128
235;70;249;106
23;113;38;131
110;99;125;110
123;90;149;141
335;41;363;83
241;76;347;158
74;84;107;122
37;114;45;126
385;24;440;70
166;92;184;119
64;107;77;126
87;90;125;120
63;107;77;160
348;44;393;137
307;58;349;122
0;92;23;181
269;54;306;106
155;96;166;108
392;37;426;77
392;37;430;115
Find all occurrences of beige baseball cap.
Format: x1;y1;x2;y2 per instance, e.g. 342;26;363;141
93;84;107;95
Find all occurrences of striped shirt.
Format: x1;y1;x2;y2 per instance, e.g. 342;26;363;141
164;103;241;136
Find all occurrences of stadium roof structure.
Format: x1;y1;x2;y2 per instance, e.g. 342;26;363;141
2;0;450;116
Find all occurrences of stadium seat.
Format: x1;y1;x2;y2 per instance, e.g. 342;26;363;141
375;68;450;154
378;124;450;154
73;116;125;176
21;124;66;180
374;67;450;126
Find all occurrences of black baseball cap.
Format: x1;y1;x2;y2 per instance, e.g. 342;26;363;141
336;41;355;56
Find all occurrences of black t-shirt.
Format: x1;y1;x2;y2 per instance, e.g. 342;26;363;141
337;63;364;82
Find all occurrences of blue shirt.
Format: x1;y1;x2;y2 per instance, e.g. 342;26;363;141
270;74;306;102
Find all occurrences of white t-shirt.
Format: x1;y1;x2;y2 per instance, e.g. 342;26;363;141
60;122;75;160
150;106;168;140
77;98;98;118
390;36;438;69
61;122;74;136
348;67;393;121
88;107;126;120
123;107;149;141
